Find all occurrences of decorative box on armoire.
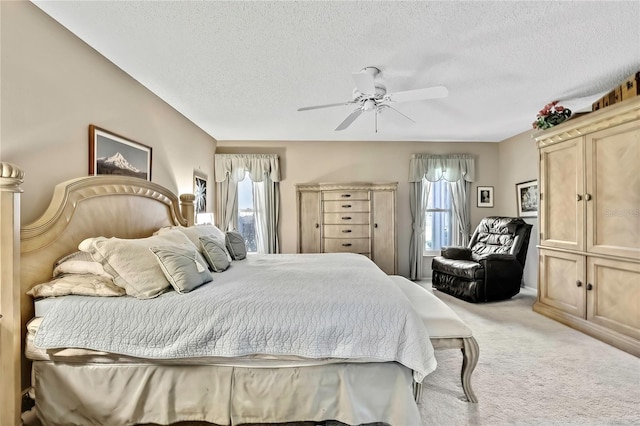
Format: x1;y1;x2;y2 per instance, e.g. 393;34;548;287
296;182;397;275
533;96;640;357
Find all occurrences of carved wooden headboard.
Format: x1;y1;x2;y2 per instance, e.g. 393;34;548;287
6;172;194;408
21;175;190;295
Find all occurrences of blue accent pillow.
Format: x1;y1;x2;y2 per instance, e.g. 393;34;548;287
199;235;231;272
149;244;213;294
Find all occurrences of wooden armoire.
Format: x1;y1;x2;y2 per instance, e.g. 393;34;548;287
533;97;640;357
296;182;397;275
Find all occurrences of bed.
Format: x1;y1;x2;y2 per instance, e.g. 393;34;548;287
19;175;437;426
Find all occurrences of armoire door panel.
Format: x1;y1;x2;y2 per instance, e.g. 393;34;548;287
298;191;320;253
586;120;640;260
540;139;584;250
538;249;586;317
587;257;640;340
372;190;396;275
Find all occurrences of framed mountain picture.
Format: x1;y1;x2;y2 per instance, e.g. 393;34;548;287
89;125;152;180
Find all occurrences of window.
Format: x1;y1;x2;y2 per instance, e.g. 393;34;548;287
424;179;457;253
215;153;280;254
237;172;257;253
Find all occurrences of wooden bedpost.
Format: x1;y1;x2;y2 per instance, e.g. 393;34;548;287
0;162;24;426
180;193;195;227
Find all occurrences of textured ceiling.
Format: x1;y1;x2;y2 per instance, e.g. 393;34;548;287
32;1;640;142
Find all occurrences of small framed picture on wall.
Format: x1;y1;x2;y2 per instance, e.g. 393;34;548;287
477;186;494;208
194;170;208;214
516;180;538;217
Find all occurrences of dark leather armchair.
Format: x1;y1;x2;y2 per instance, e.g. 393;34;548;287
431;217;533;303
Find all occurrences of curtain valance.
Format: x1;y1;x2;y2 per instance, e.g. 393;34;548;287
408;154;475;183
214;154;281;183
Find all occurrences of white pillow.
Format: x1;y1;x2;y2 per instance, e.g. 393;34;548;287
79;230;195;299
27;274;125;298
52;251;112;278
157;225;224;245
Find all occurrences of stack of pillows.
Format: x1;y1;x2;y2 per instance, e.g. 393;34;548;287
28;225;248;300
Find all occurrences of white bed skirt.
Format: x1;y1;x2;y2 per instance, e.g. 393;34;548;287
32;361;421;426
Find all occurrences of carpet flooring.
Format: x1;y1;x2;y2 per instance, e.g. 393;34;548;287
418;284;640;426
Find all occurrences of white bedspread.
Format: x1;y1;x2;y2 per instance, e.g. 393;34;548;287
34;253;436;381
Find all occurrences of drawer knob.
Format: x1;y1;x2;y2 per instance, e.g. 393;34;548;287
576;194;582;201
342;229;352;233
374;223;378;228
576;280;582;287
587;283;593;291
342;216;352;220
342;204;352;208
342;243;352;247
585;193;592;201
315;223;319;228
341;194;351;198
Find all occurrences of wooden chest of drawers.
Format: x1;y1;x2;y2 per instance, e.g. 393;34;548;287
323;224;369;239
296;182;397;274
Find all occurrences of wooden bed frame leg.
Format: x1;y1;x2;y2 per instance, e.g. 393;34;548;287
461;336;479;403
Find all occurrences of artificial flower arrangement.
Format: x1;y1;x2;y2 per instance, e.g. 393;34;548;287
532;100;572;130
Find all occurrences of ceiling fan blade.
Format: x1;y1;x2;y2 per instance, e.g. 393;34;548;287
335;108;363;131
385;86;448;103
352;71;376;95
297;101;353;111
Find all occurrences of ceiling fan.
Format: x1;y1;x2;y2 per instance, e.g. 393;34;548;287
297;67;448;132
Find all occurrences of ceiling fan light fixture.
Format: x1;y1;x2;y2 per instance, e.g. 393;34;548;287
360;66;381;76
363;99;377;111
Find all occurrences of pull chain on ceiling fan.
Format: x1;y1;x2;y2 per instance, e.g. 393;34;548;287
297;66;448;132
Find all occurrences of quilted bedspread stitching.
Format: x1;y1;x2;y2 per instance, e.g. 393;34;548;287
34;253;437;381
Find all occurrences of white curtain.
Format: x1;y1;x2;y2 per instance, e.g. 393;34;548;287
214;154;281;254
409;181;431;280
408;154;475;280
253;177;280;254
216;178;238;233
449;179;472;247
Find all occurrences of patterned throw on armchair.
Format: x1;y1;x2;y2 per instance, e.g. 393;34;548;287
431;217;533;303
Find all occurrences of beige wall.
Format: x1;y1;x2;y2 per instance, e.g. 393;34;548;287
216;140;501;278
0;1;216;224
497;129;539;289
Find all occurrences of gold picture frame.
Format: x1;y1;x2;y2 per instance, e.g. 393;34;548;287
89;125;152;180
